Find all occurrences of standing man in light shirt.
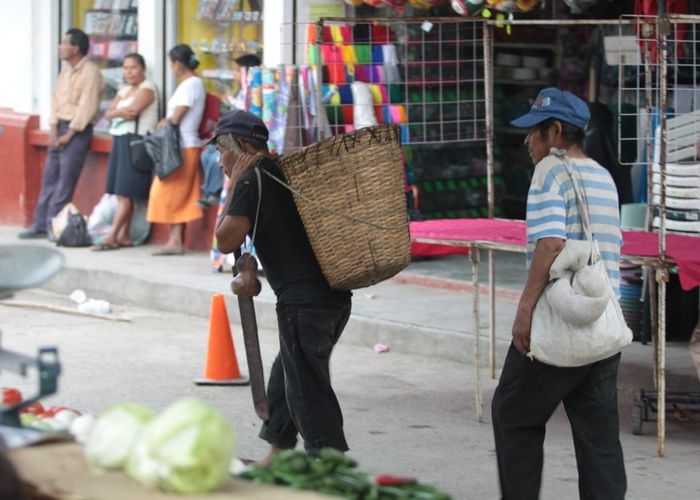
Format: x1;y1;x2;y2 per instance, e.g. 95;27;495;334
19;28;103;239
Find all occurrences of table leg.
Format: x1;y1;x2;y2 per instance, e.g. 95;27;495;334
471;245;482;422
657;275;666;457
488;250;496;379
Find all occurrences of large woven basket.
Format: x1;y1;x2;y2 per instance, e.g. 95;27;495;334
277;125;410;290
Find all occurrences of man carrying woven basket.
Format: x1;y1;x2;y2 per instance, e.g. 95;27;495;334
212;110;353;465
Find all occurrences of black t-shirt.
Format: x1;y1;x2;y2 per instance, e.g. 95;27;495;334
227;157;350;305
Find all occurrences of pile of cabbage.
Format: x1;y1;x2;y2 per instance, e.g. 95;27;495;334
83;398;236;493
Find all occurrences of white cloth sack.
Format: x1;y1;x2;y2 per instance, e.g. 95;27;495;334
528;150;632;367
530;239;633;367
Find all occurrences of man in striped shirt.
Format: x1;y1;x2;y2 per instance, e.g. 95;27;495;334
491;88;626;500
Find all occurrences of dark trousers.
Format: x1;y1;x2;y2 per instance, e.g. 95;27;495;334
492;345;626;500
32;122;93;232
259;296;351;452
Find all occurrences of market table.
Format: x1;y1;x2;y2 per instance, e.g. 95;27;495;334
9;442;329;500
409;218;700;454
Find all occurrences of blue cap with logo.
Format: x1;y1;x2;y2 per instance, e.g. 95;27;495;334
510;87;590;130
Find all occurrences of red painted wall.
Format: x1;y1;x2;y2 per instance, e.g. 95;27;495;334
0;109;217;251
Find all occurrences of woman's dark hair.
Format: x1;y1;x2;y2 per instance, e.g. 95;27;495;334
66;28;89;56
124;52;146;69
169;44;199;70
533;118;585;147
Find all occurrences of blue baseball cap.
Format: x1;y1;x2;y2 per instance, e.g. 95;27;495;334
510;88;590;130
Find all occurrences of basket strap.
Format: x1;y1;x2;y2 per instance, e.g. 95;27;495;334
247;167;263;251
259;168;406;231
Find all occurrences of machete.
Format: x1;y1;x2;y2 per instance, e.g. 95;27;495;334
232;250;269;421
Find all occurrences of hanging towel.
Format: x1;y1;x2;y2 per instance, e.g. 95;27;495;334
353;23;371;43
341;105;355;125
327;64;346;85
382;105;392;124
372;65;384;83
341;45;358;64
400;124;409;143
382;44;402;83
371;25;391;44
330;26;345;44
374;106;384;124
340;25;353;44
308;44;320;65
345;64;355;83
388;84;404;103
367;84;384;104
339;84;354;104
351;81;378;129
306;24;317;44
355;64;371;82
322;26;334;44
354;45;372;64
371;45;384;63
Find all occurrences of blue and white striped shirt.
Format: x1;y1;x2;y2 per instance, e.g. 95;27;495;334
526;154;622;294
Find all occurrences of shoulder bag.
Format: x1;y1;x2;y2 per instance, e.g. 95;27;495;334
528;151;632;367
128;115;154;173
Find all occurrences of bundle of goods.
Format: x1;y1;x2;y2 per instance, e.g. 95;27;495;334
276;125;411;290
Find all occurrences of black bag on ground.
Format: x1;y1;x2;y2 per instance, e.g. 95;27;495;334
57;213;92;247
144;121;183;180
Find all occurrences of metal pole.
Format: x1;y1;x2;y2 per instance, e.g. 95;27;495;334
482;23;497;379
315;21;326;141
656;11;670;458
471;244;483;422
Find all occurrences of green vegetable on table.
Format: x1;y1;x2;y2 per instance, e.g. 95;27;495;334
125;397;236;494
238;448;451;499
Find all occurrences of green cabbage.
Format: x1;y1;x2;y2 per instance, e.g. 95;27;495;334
125;398;236;493
85;403;155;470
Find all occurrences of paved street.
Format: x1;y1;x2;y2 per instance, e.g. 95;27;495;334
2;288;699;499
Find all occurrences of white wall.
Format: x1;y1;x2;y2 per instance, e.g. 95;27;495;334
0;0;59;127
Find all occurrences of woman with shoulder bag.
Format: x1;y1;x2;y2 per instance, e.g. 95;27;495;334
94;52;158;251
146;44;206;255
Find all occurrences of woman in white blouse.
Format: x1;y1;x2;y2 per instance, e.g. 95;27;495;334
147;44;206;255
95;52;157;251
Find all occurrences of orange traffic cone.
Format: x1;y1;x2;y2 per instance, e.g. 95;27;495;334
194;294;249;386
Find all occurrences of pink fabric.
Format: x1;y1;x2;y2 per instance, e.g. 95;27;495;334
619;230;700;291
411;242;469;257
410;218;527;247
410;218;700;290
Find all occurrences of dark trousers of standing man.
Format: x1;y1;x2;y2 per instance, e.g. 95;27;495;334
260;294;351;452
492;345;627;500
31;121;93;233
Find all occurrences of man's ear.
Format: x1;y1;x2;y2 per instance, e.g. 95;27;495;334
551;120;563;140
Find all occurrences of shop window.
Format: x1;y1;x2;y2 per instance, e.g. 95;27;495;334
180;0;263;110
73;0;139;133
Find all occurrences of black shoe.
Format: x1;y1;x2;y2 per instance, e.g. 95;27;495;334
18;228;48;239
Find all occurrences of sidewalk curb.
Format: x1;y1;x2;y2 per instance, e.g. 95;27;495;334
44;266;498;364
391;274;522;301
42;265;700;389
